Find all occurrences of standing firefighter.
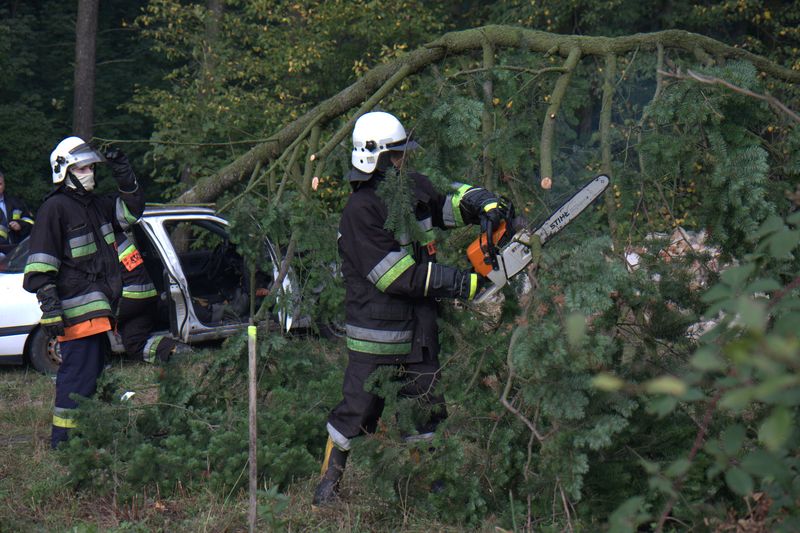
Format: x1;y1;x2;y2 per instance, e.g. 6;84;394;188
313;111;509;505
23;137;144;449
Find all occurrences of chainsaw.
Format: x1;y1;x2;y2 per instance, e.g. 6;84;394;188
467;174;610;303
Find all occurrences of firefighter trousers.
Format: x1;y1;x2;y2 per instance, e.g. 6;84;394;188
117;296;176;363
326;348;448;450
52;333;107;448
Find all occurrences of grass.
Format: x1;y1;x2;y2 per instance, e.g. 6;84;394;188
0;349;497;532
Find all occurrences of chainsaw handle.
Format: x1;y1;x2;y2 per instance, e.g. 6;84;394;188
481;218;500;270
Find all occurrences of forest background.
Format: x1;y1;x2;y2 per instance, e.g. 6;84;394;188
1;1;799;531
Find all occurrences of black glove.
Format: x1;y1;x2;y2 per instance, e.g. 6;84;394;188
458;186;498;225
36;284;65;337
479;199;513;270
104;147;138;191
454;270;485;301
425;263;484;301
479;198;512;233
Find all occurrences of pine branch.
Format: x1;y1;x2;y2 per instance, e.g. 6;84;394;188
655;390;722;533
659;68;800;124
447;65;567;78
301;125;321;197
217;114;323;212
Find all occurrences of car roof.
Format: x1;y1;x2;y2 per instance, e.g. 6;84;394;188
143;203;219;217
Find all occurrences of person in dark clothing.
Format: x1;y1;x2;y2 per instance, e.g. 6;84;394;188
313;111;509;505
23;137;144;448
0;169;35;257
113;227;184;363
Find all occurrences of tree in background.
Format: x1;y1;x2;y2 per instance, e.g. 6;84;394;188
0;0;165;207
72;0;99;140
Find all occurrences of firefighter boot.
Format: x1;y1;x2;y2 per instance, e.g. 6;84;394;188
312;437;349;506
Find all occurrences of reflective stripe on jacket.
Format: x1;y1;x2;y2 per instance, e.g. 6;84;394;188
23;185;145;326
338;172;477;363
0;195;35;245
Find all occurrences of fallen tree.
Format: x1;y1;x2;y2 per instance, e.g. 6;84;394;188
176;25;800;206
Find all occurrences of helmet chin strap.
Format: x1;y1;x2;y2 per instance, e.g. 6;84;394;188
66;171;95;193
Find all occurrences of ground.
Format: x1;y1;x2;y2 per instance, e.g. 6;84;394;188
0;355;496;532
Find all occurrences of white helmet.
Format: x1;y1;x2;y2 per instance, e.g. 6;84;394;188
50;136;105;184
350;111;419;178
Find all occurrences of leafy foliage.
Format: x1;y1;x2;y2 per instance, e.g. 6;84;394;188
5;1;800;531
60;334;342;501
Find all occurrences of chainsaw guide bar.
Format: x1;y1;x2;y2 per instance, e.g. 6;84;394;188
474;174;610;304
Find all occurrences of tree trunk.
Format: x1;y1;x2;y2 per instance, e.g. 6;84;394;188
73;0;99;140
202;0;223;98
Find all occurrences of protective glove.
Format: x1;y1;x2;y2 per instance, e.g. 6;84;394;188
104;147;138;192
458;186;493;222
454;270;485;301
425;263;484;301
36;284;65;338
478;198;513;270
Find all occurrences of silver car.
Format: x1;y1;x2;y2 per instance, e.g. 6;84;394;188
0;205;300;373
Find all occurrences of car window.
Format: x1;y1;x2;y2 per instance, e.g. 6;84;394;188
0;237;30;273
164;219;247;326
166;220;226;254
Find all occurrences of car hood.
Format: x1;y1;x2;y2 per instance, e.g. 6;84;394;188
0;272;41;329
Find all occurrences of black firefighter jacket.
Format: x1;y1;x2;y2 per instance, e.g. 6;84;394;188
23;184;145;327
338;171;484;364
0;194;35;252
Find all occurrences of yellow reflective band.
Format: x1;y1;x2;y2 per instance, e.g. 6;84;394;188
346;338;412;355
122;288;157;299
321;437;334;476
375;254;414;292
248;325;256;340
40;316;63;325
469;274;478;300
53;415;77;429
118;244;137;262
483;202;498;212
24;262;58;274
451;184;472;227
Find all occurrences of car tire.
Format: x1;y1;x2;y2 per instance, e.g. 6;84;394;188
27;327;62;375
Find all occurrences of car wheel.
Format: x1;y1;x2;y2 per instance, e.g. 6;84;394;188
27;327;62;375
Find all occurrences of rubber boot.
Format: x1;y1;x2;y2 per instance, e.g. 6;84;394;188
312;437;349;506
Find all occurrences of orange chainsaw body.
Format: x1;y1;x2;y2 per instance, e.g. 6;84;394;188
467;220;509;277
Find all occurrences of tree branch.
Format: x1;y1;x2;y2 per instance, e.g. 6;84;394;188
659;68;800;124
482;36;495;188
175;26;800;204
539;47;582;184
601;53;619;250
655;391;722;533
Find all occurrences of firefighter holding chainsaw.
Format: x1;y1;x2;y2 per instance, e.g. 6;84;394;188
313;111;511;505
